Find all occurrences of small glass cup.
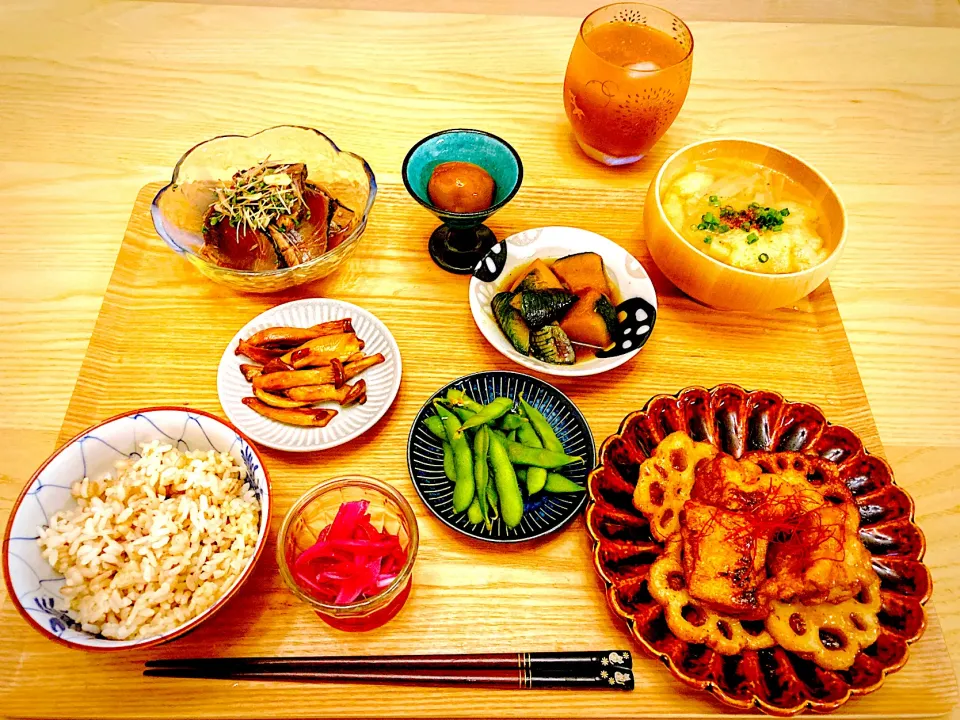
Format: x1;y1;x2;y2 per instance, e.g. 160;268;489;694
563;3;693;166
277;476;419;632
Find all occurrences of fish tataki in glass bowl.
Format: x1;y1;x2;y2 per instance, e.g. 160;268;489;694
152;125;377;294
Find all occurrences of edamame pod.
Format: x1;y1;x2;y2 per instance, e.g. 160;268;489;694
474;426;491;529
442;441;456;483
467;497;483;524
526;467;547;495
516;421;543;449
487;481;500;520
457;397;513;434
448;405;476;423
506;441;581;468
436;403;475;512
519;396;564;454
506;429;518;444
488;431;524;528
499;414;528;431
446;388;483;412
516;422;547;493
545;473;585;493
516;467;528;483
424;415;447;441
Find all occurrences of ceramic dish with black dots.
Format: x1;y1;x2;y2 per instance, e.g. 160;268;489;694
469;226;658;377
406;371;595;543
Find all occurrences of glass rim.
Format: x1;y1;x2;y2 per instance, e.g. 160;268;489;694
276;475;419;616
577;2;694;74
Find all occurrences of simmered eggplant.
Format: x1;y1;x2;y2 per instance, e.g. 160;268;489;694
509;289;578;330
530;323;576;365
492;292;531;355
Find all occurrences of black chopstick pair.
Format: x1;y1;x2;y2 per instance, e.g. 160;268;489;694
145;650;634;690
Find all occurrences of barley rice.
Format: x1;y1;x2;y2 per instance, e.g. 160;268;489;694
37;440;261;640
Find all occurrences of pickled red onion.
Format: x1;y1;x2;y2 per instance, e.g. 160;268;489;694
291;500;407;605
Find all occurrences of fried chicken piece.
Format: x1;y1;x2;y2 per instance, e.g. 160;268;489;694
759;501;878;606
680;501;769;620
693;453;829;518
691;454;764;510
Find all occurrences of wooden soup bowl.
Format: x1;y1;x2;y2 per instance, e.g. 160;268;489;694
644;138;847;312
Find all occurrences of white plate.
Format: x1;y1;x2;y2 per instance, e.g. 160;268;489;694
468;226;658;377
217;299;402;452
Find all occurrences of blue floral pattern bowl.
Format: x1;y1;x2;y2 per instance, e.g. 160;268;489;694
2;407;272;651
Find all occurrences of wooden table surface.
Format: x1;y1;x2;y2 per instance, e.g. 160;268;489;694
0;0;958;717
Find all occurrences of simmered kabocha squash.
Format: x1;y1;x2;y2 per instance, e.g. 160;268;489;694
510;259;564;292
509;289;578;329
530;323;576;365
550;252;611;297
560;289;619;349
491;292;531;355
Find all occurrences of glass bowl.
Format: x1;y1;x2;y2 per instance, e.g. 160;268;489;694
277;476;418;631
151;125;377;294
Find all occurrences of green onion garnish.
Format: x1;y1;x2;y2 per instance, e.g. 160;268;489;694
781;208;790;217
759;253;770;263
709;195;719;205
704;236;712;244
747;232;759;244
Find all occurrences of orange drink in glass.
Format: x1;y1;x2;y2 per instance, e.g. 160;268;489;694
563;3;693;165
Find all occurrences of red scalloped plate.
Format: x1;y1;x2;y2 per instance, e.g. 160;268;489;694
585;384;931;716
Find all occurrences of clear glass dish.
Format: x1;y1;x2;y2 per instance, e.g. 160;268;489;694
151;125;376;294
277;476;418;631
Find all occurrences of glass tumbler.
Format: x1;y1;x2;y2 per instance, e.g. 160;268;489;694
563;3;694;166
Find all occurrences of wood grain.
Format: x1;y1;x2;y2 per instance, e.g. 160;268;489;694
149;0;960;28
3;178;957;718
0;1;959;718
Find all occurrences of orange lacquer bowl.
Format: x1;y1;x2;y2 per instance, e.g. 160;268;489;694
585;385;930;715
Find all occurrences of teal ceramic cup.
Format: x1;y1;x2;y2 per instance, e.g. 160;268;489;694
402;129;523;274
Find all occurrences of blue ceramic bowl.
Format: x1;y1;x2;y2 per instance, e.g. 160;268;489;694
406;371;595;543
402;129;523;229
402;129;523;274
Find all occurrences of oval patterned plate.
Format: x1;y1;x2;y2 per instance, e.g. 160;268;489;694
585;384;931;716
468;226;658;377
407;371;595;543
218;298;402;453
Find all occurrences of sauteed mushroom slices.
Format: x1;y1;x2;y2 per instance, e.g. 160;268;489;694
235;318;385;427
